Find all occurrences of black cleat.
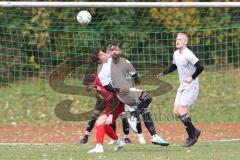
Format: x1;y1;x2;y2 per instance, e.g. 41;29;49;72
80;135;89;144
182;129;201;147
195;129;201;139
182;138;197;147
124;138;131;144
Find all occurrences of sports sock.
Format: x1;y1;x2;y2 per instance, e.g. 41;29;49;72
136;117;142;134
104;125;118;140
110;121;117;132
122;117;130;135
142;112;157;136
96;125;105;144
86;118;97;133
180;114;196;138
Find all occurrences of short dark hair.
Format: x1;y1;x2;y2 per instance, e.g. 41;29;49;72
106;41;124;49
82;74;96;85
91;48;106;64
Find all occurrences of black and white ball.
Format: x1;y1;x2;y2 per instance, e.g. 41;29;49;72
76;10;91;24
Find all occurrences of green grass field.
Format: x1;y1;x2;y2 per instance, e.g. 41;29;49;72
0;141;239;160
0;68;240;124
0;69;240;160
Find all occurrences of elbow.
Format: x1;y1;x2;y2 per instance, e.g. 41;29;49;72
200;65;204;72
201;64;205;71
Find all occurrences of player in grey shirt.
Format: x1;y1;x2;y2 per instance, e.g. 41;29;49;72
95;48;169;146
157;33;204;147
106;43;146;144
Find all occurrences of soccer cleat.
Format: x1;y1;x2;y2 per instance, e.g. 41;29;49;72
80;135;89;144
182;129;201;147
108;139;115;144
182;138;197;147
195;129;201;139
114;139;125;151
138;134;146;144
152;134;169;146
88;144;104;153
125;137;131;144
128;116;138;133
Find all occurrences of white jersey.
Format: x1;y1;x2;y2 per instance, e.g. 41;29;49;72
98;58;112;86
173;47;199;89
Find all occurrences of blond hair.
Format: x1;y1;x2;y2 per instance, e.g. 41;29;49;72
177;33;188;43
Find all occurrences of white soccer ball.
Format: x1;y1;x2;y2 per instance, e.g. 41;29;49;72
76;10;91;24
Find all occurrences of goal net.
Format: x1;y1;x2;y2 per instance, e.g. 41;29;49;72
0;2;239;123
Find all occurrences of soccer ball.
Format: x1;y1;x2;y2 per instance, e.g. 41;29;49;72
76;10;91;24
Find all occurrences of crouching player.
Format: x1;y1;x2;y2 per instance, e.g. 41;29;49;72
82;74;125;153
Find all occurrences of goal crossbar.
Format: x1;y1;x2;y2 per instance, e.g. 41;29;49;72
1;2;240;8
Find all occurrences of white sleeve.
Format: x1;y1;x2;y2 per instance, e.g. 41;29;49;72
98;63;111;86
187;52;199;65
172;52;176;64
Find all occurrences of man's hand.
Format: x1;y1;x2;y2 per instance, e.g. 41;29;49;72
185;76;193;84
119;88;129;95
106;114;113;124
156;72;164;79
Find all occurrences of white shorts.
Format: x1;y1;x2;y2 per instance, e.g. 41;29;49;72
117;88;142;106
174;86;199;109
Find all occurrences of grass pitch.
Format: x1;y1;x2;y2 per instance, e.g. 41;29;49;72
0;141;239;160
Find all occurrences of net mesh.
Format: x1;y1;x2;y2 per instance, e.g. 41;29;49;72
0;7;239;124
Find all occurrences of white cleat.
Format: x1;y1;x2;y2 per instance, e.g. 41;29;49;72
152;134;169;146
114;139;125;151
128;116;138;133
108;139;115;144
138;133;146;144
88;144;104;153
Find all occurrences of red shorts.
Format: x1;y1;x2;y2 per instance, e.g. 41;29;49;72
104;102;124;122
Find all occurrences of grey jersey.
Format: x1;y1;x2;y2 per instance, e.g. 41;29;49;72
97;58;141;105
112;57;136;86
173;47;199;89
97;57;136;88
111;57;141;105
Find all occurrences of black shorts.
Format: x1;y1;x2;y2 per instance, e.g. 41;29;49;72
95;97;105;112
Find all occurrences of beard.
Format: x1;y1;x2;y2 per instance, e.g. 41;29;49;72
112;55;120;60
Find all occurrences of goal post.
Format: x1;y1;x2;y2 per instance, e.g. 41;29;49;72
0;2;239;123
1;2;240;8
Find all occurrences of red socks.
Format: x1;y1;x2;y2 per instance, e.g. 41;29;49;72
96;125;105;144
104;125;118;140
96;124;118;144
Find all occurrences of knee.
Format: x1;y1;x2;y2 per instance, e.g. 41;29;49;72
145;94;152;105
142;111;151;120
177;106;188;116
173;106;179;115
91;110;101;120
96;116;106;126
140;92;152;105
96;119;102;126
120;112;127;120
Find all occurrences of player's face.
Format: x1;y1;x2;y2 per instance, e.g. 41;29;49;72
109;45;121;60
85;82;95;92
176;35;187;49
98;51;108;63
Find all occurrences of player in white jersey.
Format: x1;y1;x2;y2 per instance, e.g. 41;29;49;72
157;33;204;147
106;43;146;144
